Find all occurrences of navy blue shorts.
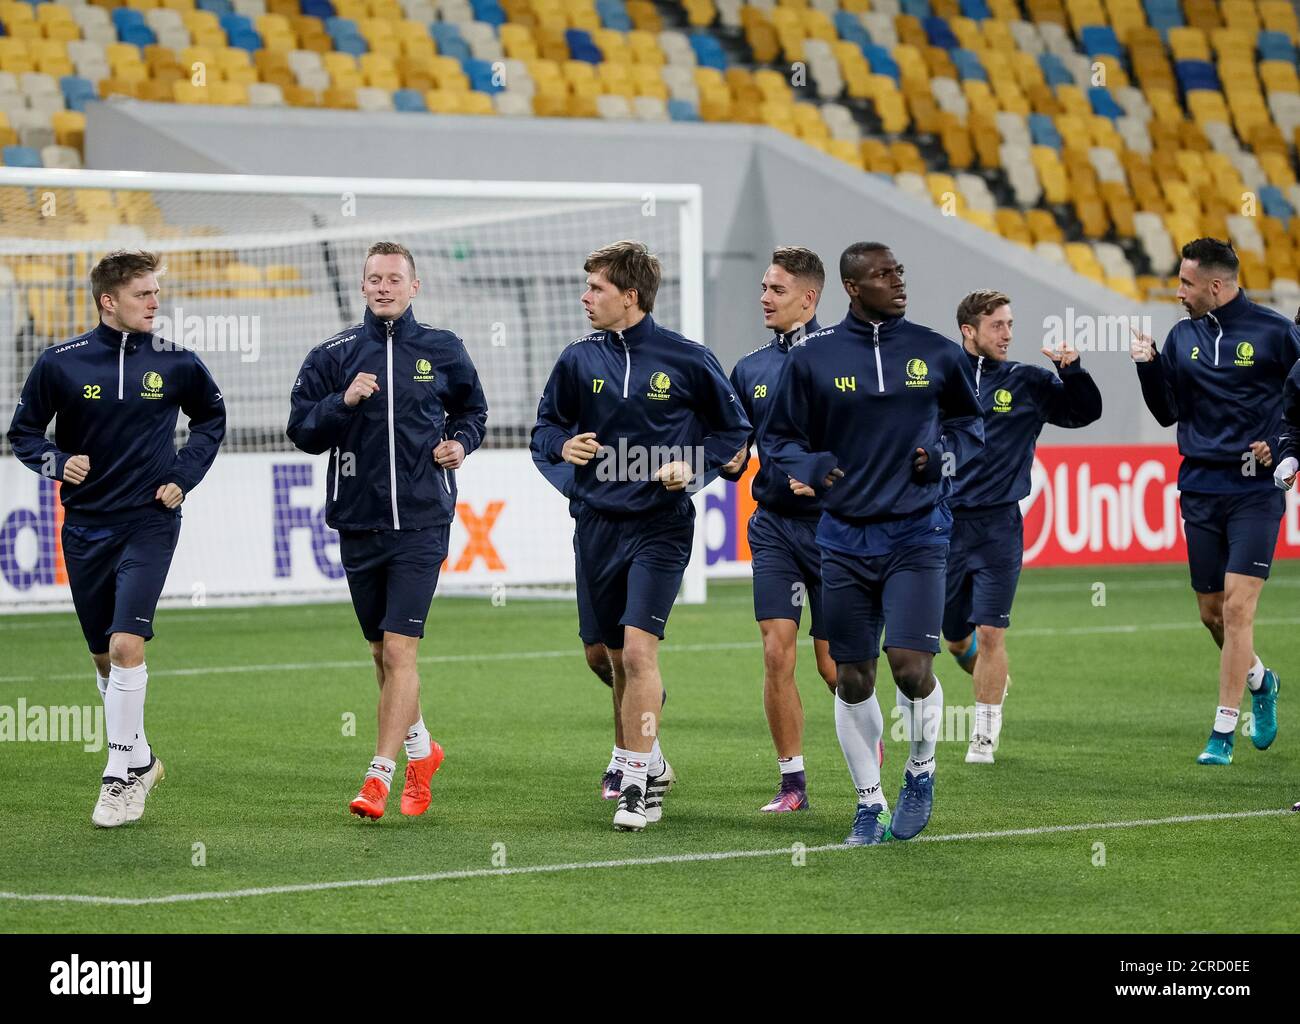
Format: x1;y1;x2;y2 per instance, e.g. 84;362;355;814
942;505;1024;642
748;508;825;638
339;526;450;641
573;532;602;645
821;543;949;663
1181;488;1285;594
574;502;694;650
61;510;181;655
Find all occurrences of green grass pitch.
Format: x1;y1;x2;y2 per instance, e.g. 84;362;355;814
1;562;1297;933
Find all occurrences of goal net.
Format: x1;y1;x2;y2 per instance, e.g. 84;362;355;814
0;168;705;611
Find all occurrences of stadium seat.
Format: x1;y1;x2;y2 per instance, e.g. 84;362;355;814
1;143;42;167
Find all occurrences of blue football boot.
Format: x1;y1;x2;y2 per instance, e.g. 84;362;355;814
890;771;934;840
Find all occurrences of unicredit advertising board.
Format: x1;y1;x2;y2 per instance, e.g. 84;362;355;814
1;446;1298;610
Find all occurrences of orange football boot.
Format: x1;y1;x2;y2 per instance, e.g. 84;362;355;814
349;776;389;820
400;741;445;816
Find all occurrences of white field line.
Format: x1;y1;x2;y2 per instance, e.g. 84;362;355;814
0;809;1288;908
3;616;1300;685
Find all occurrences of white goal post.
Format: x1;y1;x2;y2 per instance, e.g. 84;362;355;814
0;167;706;611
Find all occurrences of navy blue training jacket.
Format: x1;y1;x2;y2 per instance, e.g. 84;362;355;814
287;304;488;531
764;310;984;523
1280;358;1300;465
722;318;824;519
950;348;1102;514
1136;290;1300;493
7;321;226;525
530;313;751;517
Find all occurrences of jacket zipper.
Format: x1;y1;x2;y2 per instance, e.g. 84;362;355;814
385;319;400;529
332;447;341;500
441;418;452;494
872;323;884;392
1206;310;1222;366
118;331;127;400
975;355;983;398
619;332;630;397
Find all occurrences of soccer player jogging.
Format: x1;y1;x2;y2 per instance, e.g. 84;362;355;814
720;247;841;813
6;250;226;828
531;240;751;831
943;291;1102;764
287;241;488;819
766;242;984;846
1131;238;1298;765
1273;307;1300;492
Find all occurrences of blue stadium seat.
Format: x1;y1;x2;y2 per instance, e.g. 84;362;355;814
1037;53;1074;86
219;13;255;36
430;24;472;62
333;34;368;55
394;88;427;111
667;98;699;121
2;145;42;167
1088;86;1124;119
326;17;360;38
227;29;262;52
923;16;959;50
952;49;987;81
470;0;507;27
60;75;97;113
118;24;157;47
565;29;602;63
835;12;871;48
463;58;502;92
196;0;234;15
1143;0;1183;36
960;0;992;19
1260;185;1295;224
1029;112;1062;150
689;32;727;70
111;9;147;33
1175;60;1220;92
1258;31;1296;64
1080;25;1123;60
900;0;931;18
301;0;336;17
863;44;900;81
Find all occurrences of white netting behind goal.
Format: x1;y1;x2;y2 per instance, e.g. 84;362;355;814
0;171;705;610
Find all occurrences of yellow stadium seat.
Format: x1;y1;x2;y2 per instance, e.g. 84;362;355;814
173;80;210;104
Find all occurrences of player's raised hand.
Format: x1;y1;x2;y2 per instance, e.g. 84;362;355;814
656;460;695;492
155;482;185;509
1130;328;1156;363
721;446;747;474
433;439;465;469
562;431;600;466
1250;440;1273;468
1041;340;1079;368
343;371;379;407
62;454;90;485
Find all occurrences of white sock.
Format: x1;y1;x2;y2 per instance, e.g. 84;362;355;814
834;693;886;809
778;754;805;774
975;701;1003;743
1214;706;1240;735
103;663;147;782
1246;657;1266;691
606;747;620;773
613;746;650;792
96;672;108;700
647;738;665;777
404;715;432;760
365;756;396;787
898;678;943;777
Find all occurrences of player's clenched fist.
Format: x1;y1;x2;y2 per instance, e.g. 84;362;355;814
562;431;601;466
1130;329;1156;363
433;439;465;469
344;372;380;407
62;454;90;485
656;460;695;492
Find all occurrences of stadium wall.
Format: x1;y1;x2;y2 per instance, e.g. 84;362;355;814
87;100;1187;447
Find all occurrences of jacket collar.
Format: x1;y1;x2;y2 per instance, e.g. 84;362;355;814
93;320;152;353
364;303;417;339
842;308;905;339
774;315;820;351
1206;289;1250;326
611;312;655;348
